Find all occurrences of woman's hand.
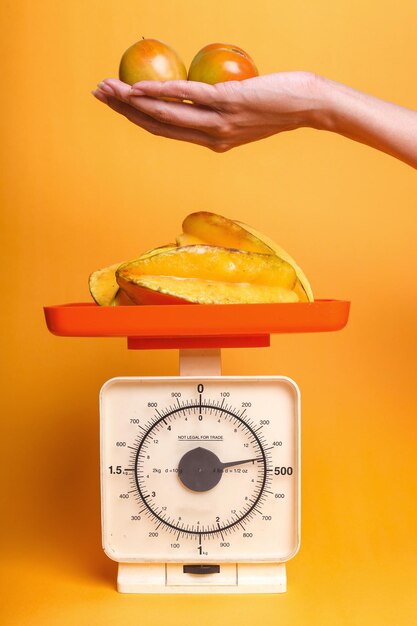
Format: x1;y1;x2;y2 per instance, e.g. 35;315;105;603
92;72;323;152
92;72;417;167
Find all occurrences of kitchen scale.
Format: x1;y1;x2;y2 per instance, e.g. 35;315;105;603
44;299;349;593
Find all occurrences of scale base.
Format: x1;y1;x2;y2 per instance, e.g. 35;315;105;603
117;563;286;594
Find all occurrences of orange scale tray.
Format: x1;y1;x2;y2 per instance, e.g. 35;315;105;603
44;299;350;350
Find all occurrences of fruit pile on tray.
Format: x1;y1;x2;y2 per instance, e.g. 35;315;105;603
89;212;313;306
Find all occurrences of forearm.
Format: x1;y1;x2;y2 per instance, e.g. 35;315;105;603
312;76;417;168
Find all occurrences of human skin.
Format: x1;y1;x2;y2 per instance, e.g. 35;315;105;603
92;72;417;168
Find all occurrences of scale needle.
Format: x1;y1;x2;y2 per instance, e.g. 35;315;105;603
178;447;263;493
219;456;262;469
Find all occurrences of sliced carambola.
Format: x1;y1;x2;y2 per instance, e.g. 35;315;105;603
89;262;122;306
117;245;296;288
117;275;298;305
116;245;298;305
88;244;176;306
178;211;313;302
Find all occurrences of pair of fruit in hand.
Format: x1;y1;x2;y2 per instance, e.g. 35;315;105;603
119;39;258;86
89;212;314;306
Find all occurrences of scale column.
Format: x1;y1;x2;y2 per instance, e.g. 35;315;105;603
179;349;222;376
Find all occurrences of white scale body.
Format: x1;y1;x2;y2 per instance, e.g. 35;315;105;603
100;349;300;593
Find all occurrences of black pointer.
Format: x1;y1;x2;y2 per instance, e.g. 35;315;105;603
178;447;261;493
220;457;262;468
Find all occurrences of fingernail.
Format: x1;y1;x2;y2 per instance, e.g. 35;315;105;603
97;81;113;94
91;89;108;103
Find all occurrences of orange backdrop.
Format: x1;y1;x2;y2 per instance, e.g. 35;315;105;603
1;1;417;624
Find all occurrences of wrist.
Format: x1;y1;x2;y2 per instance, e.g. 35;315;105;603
304;74;341;132
307;75;372;137
300;75;417;168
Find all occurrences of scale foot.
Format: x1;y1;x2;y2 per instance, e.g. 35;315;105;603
117;563;287;594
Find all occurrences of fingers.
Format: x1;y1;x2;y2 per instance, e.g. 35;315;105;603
92;92;225;151
95;79;223;133
97;78;132;100
130;79;219;106
126;95;220;132
92;88;109;104
97;77;219;106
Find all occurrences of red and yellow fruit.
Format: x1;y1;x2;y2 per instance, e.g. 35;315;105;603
119;38;187;85
118;38;258;87
188;43;258;84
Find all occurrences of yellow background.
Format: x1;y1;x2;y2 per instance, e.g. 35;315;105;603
1;1;416;624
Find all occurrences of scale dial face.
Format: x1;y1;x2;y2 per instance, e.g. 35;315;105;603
100;376;300;563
